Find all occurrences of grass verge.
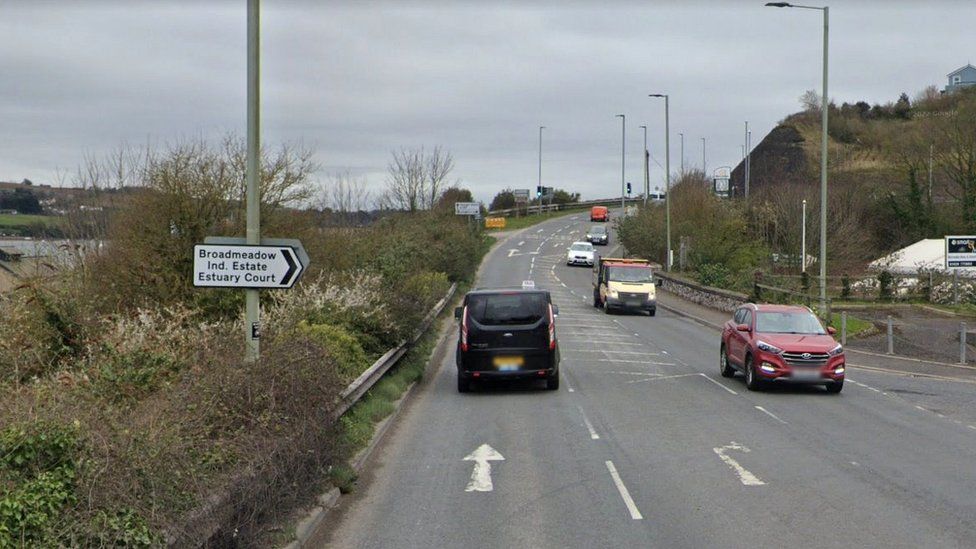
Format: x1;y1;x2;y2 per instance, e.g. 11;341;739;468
829;312;874;337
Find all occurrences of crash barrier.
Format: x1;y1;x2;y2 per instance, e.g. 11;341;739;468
170;283;457;546
484;217;506;229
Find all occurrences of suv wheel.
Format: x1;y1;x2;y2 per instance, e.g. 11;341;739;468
744;355;763;391
825;380;843;394
546;371;560;391
457;376;471;393
719;345;735;378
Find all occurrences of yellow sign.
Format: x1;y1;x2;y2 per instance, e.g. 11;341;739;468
485;217;506;229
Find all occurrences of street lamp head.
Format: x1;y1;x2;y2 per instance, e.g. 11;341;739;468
765;2;792;7
639;125;647;129
648;94;666;98
615;114;625;118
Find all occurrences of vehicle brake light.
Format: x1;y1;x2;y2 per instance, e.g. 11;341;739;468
460;306;469;352
548;304;556;350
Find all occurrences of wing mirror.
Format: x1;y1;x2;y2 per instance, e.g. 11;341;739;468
736;323;751;332
552;305;560;317
454;306;463;320
827;326;837;335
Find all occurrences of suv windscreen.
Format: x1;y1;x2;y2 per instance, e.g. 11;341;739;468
590;227;606;234
570;243;593;251
467;292;548;326
608;266;652;283
756;311;826;334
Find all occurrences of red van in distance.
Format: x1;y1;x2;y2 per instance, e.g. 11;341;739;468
590;206;609;222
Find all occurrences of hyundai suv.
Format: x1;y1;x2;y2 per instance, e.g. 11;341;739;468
454;288;560;392
719;303;845;393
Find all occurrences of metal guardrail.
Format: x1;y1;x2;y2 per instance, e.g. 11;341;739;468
488;197;641;217
332;282;457;420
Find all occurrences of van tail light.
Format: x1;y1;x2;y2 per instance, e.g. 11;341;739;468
548;304;556;350
460;306;469;352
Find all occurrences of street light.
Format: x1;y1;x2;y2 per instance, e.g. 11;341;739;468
702;137;707;173
679;132;684;174
767;1;829;312
616;114;625;210
649;94;671;271
538;125;545;213
639;125;648;204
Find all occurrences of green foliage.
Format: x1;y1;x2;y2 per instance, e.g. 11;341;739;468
0;422;80;546
841;274;852;299
489;189;516;211
93;348;182;402
299;323;370;380
877;270;894;300
328;465;358;495
84;508;158;547
695;263;731;288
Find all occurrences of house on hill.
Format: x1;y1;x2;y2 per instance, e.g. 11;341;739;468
943;64;976;94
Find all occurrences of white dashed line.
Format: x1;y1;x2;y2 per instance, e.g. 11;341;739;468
605;461;644;520
697;373;739;395
579;407;600;440
754;406;788;425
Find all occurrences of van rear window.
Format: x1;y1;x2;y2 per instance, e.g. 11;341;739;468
467;293;548;325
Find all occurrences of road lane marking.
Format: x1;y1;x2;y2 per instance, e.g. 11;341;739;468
463;444;505;492
518;241;525;246
537;228;544;233
698;373;739;395
754;406;788;424
578;407;600;440
626;373;698;384
713;442;765;486
605;461;644;520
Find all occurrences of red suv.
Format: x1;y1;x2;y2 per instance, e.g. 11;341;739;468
720;304;845;393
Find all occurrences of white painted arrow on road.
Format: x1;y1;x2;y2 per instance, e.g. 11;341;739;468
463;443;505;492
713;442;765;486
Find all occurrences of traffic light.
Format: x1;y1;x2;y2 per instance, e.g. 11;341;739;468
536;185;542;198
626;182;632;195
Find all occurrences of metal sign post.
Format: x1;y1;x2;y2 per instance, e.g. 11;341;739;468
245;0;261;362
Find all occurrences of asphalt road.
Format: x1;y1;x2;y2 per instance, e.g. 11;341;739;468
317;212;976;549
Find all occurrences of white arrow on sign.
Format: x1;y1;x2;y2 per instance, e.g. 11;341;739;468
463;443;505;492
193;244;306;289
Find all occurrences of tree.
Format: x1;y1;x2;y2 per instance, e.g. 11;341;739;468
550;188;580;205
434;186;474;213
800;90;821;112
933;98;976;230
0;188;42;214
489;189;516;211
382;146;457;212
320;171;371;213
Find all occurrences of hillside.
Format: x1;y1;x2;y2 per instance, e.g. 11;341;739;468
728;85;976;267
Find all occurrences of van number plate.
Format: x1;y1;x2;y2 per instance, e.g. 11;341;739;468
493;356;524;371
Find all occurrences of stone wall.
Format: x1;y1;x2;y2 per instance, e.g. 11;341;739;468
656;271;749;313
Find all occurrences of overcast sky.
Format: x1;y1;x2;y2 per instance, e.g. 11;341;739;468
2;0;973;205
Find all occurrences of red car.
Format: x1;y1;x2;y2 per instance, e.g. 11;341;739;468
719;303;845;393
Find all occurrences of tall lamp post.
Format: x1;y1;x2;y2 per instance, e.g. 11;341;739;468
767;1;829;311
702;137;707;173
538;125;545;213
649;94;671;271
616;114;625;210
679;132;685;174
640;125;648;204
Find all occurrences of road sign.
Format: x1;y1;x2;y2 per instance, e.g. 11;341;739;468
513;189;530;203
455;202;480;216
946;236;976;268
193;243;306;289
485;217;506;229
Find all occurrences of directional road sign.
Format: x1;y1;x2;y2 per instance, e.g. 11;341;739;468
455;202;480;216
193;244;306;289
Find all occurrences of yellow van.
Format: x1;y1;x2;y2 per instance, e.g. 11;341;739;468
592;257;656;316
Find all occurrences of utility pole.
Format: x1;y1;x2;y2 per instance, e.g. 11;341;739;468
650;94;671;270
679;132;685;174
702;137;707;174
744;121;751;198
802;199;807;273
245;0;261;362
640;125;648;205
616;114;625;210
929;144;934;202
538;125;545;213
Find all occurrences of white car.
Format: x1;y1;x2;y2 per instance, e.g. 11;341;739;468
567;242;595;266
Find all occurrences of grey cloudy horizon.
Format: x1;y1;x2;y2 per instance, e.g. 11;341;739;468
2;1;974;206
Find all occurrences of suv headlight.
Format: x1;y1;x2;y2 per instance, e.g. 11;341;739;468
828;344;844;356
756;340;783;355
608;290;619;298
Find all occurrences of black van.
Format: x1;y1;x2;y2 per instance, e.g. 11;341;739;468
454;289;560;392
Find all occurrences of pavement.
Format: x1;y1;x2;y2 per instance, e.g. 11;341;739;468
310;211;976;548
